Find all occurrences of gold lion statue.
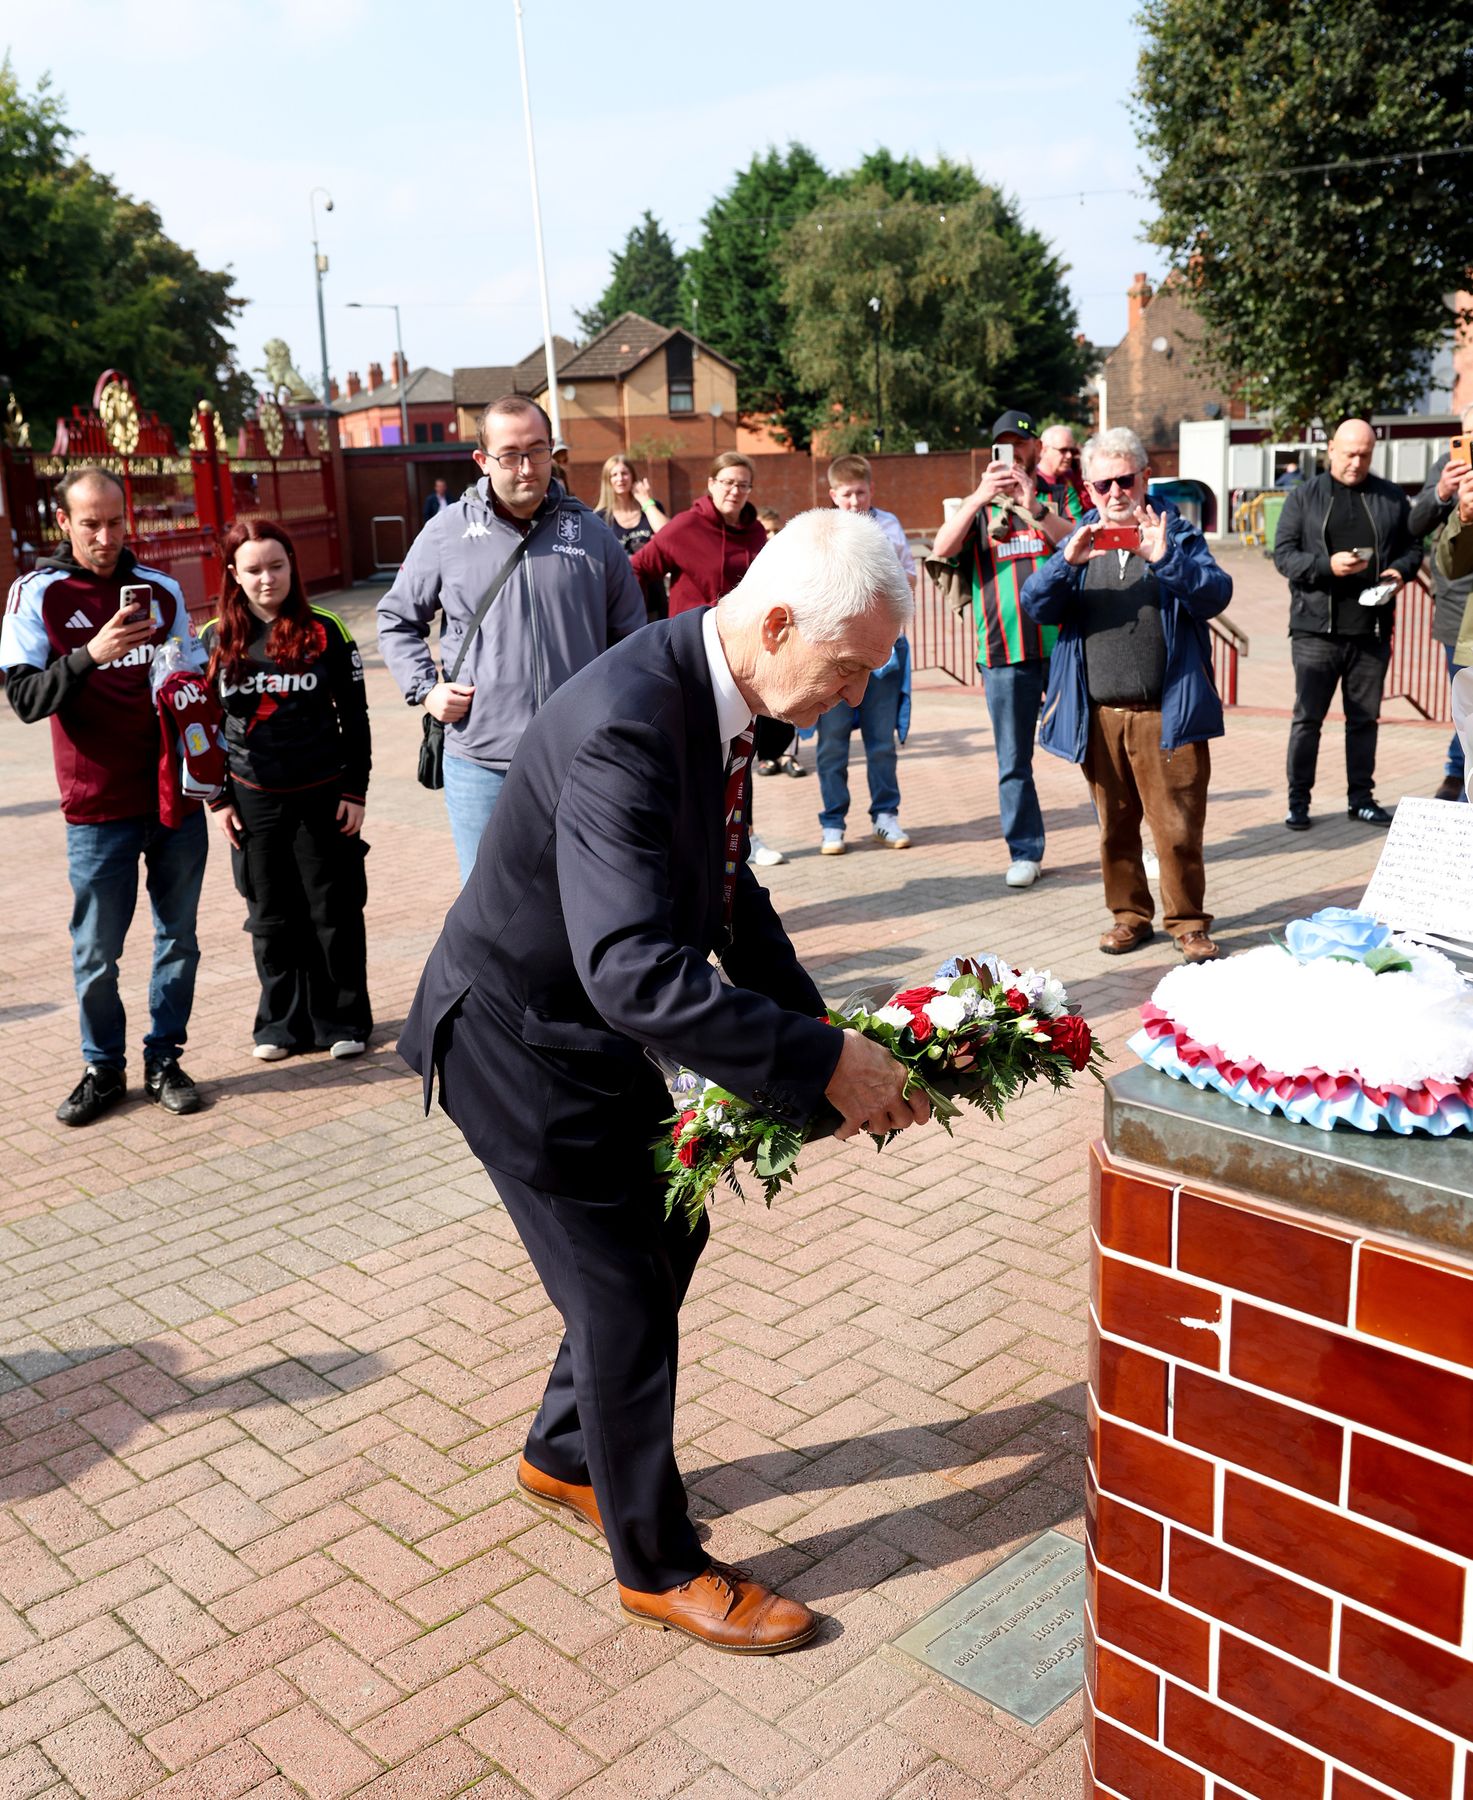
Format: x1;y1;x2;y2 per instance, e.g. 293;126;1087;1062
258;339;319;404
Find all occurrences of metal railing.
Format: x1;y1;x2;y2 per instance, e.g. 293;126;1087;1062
1385;573;1452;721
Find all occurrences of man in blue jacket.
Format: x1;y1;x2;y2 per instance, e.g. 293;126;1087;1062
1021;427;1232;963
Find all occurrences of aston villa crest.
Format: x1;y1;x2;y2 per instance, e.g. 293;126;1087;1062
557;510;581;545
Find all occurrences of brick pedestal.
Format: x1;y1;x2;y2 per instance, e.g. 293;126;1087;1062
1087;1125;1473;1800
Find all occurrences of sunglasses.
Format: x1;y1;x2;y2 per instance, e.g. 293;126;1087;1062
1089;474;1137;493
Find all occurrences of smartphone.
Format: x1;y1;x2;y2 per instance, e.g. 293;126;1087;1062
119;583;163;629
1094;525;1141;552
1452;435;1471;465
992;444;1015;467
1349;546;1375;562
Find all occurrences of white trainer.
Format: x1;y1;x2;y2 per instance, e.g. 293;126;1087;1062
747;834;786;867
252;1043;291;1062
873;814;911;849
820;828;846;855
330;1040;367;1059
1005;859;1041;888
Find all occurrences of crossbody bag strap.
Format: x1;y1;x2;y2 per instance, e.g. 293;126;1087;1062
445;506;556;686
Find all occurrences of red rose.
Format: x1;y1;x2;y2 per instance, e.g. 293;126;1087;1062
888;986;938;1042
673;1109;699;1168
1043;1016;1094;1072
1004;987;1032;1015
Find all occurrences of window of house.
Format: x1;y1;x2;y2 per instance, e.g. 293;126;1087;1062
413;423;429;444
431;422;445;442
669;379;694;413
666;337;694;414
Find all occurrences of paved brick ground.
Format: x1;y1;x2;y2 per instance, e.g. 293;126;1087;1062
0;545;1451;1798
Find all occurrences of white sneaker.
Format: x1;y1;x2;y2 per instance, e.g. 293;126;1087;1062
252;1043;291;1062
820;828;846;855
330;1039;367;1060
747;834;786;867
873;814;911;849
1005;859;1041;888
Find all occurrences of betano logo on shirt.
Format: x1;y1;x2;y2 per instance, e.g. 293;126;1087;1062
100;642;159;670
220;670;320;697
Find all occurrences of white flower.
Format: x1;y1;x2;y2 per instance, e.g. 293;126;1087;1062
1017;968;1049;1003
922;994;969;1032
872;1004;912;1032
1037;977;1069;1018
965;993;996;1020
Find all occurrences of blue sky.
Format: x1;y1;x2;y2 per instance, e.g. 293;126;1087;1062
5;0;1165;401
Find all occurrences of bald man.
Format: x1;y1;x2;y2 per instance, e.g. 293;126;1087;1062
1272;419;1422;829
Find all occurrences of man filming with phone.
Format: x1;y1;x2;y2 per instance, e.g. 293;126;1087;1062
1020;426;1232;965
1;468;209;1125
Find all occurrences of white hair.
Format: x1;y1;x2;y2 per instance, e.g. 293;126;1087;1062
722;507;913;643
1082;427;1147;476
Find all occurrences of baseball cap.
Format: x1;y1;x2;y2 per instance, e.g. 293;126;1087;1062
990;409;1038;440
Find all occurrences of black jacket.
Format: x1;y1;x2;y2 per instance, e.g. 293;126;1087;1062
1408;452;1473;646
400;607;841;1194
1272;470;1421;641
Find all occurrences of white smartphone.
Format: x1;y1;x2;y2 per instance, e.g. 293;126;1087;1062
119;583;164;629
992;444;1015;467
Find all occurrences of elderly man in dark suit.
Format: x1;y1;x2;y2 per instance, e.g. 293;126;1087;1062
401;508;924;1653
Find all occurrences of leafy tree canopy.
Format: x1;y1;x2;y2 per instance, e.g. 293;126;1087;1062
1134;0;1473;429
0;60;250;438
575;210;685;339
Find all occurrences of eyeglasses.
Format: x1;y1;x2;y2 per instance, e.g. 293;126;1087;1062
482;446;552;471
1089;473;1138;493
713;481;752;494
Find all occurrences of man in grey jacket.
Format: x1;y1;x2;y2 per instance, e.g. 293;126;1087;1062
378;395;646;879
1408;407;1473;801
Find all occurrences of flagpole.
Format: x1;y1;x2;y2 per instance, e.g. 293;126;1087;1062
512;0;562;443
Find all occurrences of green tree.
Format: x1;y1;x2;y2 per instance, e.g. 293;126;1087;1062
682;143;831;445
575;210;685;338
0;61;250;437
1134;0;1473;429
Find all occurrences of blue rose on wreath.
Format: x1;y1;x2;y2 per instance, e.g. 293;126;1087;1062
1281;908;1410;974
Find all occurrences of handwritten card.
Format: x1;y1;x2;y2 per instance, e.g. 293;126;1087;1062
1360;798;1473;949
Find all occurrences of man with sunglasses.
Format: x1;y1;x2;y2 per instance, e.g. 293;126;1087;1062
1021;427;1232;964
379;395;645;880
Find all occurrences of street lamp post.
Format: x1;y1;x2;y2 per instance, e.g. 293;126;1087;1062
346;301;411;446
309;188;334;408
868;295;883;453
511;0;562;443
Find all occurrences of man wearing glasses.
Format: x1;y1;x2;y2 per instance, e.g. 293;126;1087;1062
379;396;645;880
1021;427;1232;964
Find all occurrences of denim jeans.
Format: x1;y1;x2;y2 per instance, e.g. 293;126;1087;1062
980;659;1048;863
1446;643;1467;790
815;665;902;829
443;755;507;885
64;808;208;1070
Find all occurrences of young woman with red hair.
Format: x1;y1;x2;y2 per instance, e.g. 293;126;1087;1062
201;521;373;1061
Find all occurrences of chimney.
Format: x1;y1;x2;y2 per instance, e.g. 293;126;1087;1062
345;370;361;398
328;378;340;402
1127;273;1154;331
391;351;407;387
367;361;384;392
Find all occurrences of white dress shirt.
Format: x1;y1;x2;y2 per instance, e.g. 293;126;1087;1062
701;604;753;765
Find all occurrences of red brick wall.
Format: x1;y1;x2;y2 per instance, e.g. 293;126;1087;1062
1087;1143;1473;1799
1101;289;1239;467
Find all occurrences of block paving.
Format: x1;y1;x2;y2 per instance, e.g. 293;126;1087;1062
0;546;1453;1797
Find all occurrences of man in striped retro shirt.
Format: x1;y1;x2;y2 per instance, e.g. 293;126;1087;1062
932;409;1082;889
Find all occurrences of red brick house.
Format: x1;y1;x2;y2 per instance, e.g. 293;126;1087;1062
334;355;457;448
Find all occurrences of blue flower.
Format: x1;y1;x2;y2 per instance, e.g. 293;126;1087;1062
1283;908;1391;964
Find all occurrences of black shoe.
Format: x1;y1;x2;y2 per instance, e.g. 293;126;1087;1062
1434;775;1464;802
779;754;807;778
1347;802;1393;826
56;1065;126;1127
144;1057;201;1115
1284;805;1311;831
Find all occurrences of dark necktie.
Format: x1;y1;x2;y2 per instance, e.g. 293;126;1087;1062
720;725;755;932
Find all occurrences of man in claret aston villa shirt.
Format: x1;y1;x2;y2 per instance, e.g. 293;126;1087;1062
1;467;208;1126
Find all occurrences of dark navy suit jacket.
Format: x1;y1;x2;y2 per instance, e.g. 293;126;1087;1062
400;608;843;1195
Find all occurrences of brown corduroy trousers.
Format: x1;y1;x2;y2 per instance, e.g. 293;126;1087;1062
1081;705;1212;939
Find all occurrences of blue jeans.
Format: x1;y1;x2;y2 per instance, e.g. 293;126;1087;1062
981;659;1048;863
444;754;507;884
64;809;208;1070
1446;643;1467;790
815;666;902;829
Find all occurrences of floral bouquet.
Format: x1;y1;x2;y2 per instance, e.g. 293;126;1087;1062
654;955;1106;1227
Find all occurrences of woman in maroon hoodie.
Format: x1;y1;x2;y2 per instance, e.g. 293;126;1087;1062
631;452;768;615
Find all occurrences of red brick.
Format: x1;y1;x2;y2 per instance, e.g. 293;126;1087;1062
1097;1417;1215;1532
1086;1478;1164;1589
39;1709;165;1799
1163;1683;1325;1800
1357;1246;1473;1370
462;1697;602;1798
373;1606;511;1688
1088;1640;1157;1735
0;1619;130;1705
397;1549;525;1627
147;1740;277;1799
1089;1714;1203;1800
1338;1605;1473;1742
0;1678;96;1758
353;1667;502;1762
277;1638;399;1729
1177;1193;1352;1322
1333;1774;1404;1800
79;1642;195;1731
1093;1338;1168;1432
1099;1257;1221;1368
144;1671;297;1769
179;1610;326;1700
1172;1368;1343;1501
1168;1530;1331;1668
325;1525;434;1598
1230;1303;1473;1461
1224;1472;1464;1642
249;1704;380;1800
1348;1434;1473;1562
1218;1632;1454;1800
301;1581;418;1658
0;1745;55;1800
1094;1568;1209;1688
1092;1157;1173;1264
348;1736;487;1800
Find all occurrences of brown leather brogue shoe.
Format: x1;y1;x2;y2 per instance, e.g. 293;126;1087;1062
1099;920;1155;955
618;1563;819;1655
516;1455;604;1535
1177;930;1220;964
